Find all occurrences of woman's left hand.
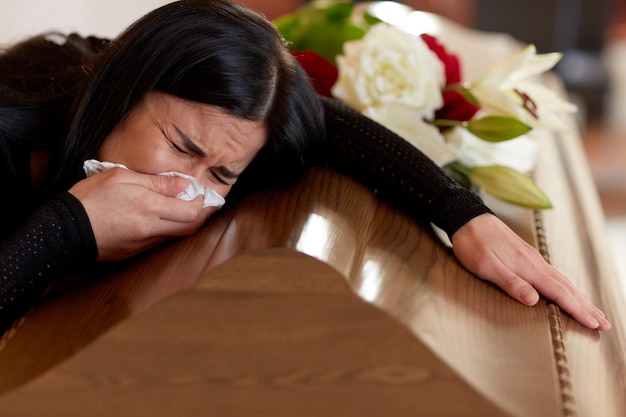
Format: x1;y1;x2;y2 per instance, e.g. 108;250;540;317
451;213;611;331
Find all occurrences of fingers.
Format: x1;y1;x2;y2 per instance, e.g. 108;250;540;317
146;171;190;197
478;258;540;306
451;214;611;332
153;193;208;223
118;170;216;223
525;267;611;331
70;169;214;261
485;256;611;331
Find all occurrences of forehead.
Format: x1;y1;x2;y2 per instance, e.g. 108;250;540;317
148;91;268;159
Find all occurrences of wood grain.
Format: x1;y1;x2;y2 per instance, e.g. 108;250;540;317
0;161;623;416
0;249;513;417
534;116;626;417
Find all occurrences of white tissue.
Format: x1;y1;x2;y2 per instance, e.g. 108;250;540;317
83;159;226;208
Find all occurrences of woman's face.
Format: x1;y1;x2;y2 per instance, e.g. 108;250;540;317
98;90;268;199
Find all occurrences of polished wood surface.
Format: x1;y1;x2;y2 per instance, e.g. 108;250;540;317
533;118;626;417
0;248;510;417
1;148;624;416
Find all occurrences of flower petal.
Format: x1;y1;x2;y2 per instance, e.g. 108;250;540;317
503;52;563;84
469;164;552;208
445;127;538;172
364;104;458;166
476;44;536;86
332;23;445;115
470;83;525;118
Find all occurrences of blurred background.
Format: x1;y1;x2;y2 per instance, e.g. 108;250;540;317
2;0;625;277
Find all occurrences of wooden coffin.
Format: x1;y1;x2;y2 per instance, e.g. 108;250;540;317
0;116;624;416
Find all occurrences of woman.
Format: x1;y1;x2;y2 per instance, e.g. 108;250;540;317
0;0;610;333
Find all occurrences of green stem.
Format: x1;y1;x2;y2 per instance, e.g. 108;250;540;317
443;83;468;92
446;160;471;177
431;119;467;128
443;161;473;189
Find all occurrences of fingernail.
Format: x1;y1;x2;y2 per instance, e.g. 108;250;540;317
520;288;539;305
588;315;600;329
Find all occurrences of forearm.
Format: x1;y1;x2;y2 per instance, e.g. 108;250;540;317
0;192;97;333
320;97;492;237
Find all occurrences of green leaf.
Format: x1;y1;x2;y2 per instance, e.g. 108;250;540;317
460;88;480;106
274;14;301;42
300;23;366;62
469;165;552;209
363;11;384;26
324;1;355;21
467;116;532;142
273;0;368;63
445;84;480;106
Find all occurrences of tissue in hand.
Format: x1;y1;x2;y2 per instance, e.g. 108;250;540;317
83;159;226;208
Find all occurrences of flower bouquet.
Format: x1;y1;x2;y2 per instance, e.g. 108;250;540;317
275;0;578;209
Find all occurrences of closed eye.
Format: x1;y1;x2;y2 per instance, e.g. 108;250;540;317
170;141;188;154
174;125;205;157
160;125;188;155
211;170;230;185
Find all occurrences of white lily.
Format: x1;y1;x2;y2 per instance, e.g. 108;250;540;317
363;103;458;166
469;44;577;131
444;126;538;173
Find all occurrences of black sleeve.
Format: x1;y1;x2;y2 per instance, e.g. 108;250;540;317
320;97;493;236
0;192;98;333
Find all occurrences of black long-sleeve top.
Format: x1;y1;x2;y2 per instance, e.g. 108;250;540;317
0;98;491;334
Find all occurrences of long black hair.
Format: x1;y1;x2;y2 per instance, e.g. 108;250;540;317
1;0;325;199
0;33;105;222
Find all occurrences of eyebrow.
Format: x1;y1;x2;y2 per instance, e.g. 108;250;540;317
174;124;240;180
174;125;206;157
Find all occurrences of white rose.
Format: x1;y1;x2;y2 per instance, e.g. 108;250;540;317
332;23;445;119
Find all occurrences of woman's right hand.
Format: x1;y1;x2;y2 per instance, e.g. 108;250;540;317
69;167;215;261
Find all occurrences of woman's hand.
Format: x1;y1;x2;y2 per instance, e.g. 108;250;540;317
451;213;611;331
69;167;215;261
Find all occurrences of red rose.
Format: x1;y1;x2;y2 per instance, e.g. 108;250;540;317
436;90;480;123
420;33;461;85
292;50;338;98
421;33;480;124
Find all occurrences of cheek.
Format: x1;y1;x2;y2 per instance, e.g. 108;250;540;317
99;133;174;175
97;132;124;162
